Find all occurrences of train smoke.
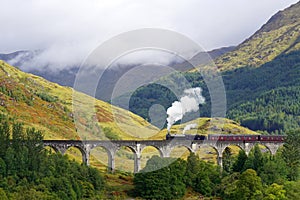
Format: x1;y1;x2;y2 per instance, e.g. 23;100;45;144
166;87;205;131
183;123;197;134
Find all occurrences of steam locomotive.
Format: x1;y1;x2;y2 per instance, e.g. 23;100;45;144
166;133;285;142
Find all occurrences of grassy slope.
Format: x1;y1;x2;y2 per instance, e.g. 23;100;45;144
210;1;300;71
0;60;158;140
150;117;258;140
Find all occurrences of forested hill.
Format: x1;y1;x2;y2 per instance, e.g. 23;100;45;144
224;50;300;133
128;49;300;134
212;1;300;71
125;2;300;134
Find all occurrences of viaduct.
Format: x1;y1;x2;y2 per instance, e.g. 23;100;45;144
43;139;284;173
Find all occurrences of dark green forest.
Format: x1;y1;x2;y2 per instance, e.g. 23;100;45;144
0;115;105;199
134;131;300;200
128;50;300;133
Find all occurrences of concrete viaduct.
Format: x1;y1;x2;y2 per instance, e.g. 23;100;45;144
43;139;284;173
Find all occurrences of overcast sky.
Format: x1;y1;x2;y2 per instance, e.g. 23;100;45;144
0;0;299;70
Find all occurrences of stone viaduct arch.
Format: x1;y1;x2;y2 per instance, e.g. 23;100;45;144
43;140;285;173
140;145;164;157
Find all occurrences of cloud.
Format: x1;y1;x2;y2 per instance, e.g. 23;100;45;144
0;0;298;70
114;50;184;67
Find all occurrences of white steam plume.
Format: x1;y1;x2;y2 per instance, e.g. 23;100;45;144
166;87;205;131
183;123;197;134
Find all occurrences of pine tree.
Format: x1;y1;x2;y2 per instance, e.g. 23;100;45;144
223;148;234;173
232;150;247;172
253;145;264;173
185;153;201;187
5;147;15;176
0;158;6;177
12;123;24;152
0;121;10;159
282;130;300;181
26;128;44;174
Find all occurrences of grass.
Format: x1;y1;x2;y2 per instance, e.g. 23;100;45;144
0;60;159;140
214;24;300;71
193;2;300;72
150;117;258;140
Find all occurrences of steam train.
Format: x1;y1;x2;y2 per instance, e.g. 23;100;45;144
166;133;286;142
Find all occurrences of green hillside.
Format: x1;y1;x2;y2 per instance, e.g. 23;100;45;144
223;50;300;133
128;49;300;133
0;60;158;140
124;2;300;134
228;86;300;133
212;1;300;71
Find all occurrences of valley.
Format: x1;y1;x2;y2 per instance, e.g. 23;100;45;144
0;1;300;199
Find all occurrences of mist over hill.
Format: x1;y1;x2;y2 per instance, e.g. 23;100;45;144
0;46;234;102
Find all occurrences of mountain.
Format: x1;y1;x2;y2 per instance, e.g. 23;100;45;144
123;2;300;134
0;50;79;87
213;1;300;71
128;49;300;134
0;50;35;66
0;46;235;102
0;60;158;140
0;50;45;67
170;46;235;71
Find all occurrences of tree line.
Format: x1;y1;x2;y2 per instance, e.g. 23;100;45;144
0;115;105;199
133;130;300;199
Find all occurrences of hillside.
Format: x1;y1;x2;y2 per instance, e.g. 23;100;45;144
128;48;300;133
0;60;158;140
124;2;300;134
0;46;234;102
150;117;258;140
213;1;300;71
224;51;300;132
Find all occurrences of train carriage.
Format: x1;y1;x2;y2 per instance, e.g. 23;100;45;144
259;135;286;142
166;133;285;142
207;134;258;142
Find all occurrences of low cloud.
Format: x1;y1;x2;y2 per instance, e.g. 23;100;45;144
1;0;298;71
